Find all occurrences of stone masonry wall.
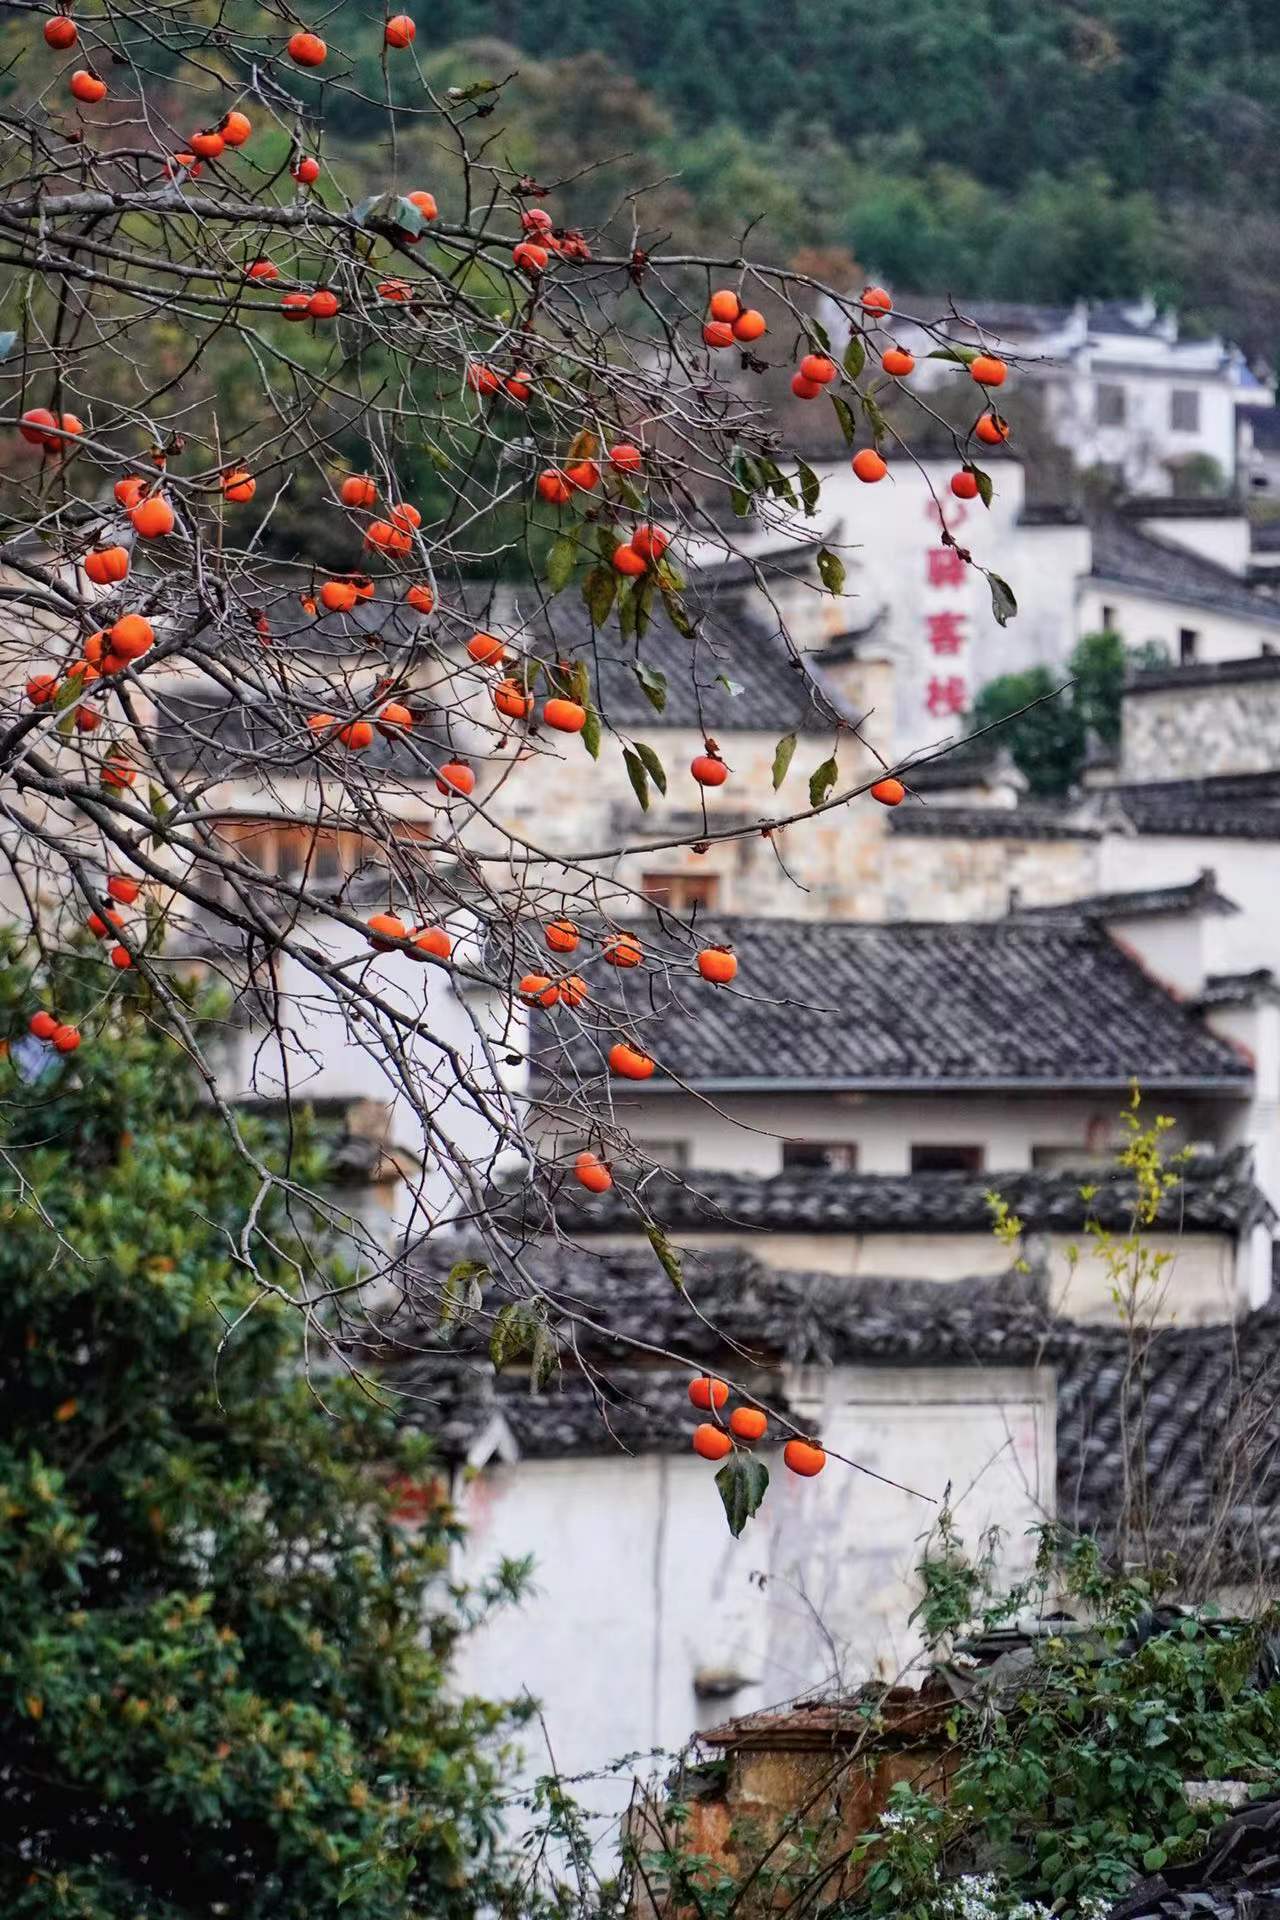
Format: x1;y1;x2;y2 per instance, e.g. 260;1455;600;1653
883;830;1100;921
1122;677;1280;782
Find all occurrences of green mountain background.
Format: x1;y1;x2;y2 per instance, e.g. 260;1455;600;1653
324;0;1280;358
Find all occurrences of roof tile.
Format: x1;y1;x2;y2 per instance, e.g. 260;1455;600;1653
540;917;1250;1089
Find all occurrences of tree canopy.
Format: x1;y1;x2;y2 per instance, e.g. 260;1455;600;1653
0;942;525;1917
971;631;1168;796
367;0;1280;351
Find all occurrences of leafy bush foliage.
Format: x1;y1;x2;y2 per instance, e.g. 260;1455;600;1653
971;631;1168;795
0;940;525;1917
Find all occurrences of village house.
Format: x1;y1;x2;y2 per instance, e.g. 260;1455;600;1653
373;537;1280;1815
385;1224;1280;1833
11;355;1280;1833
869;295;1257;498
122;473;1280;1251
687;457;1280;762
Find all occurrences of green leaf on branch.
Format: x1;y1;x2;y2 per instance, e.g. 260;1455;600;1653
661;585;696;638
715;1453;770;1537
861;393;889;444
731;450;761;517
635;574;655;638
987;571;1018;627
580;704;602;759
646;1222;684;1290
616;578;637;640
808;755;839;807
633;661;667;712
716;673;744;697
843;332;866;380
927;344;979;364
529;1324;559;1393
817;547;845;595
772;731;797;790
830;393;857;446
971;464;993;509
148;783;171;848
545;535;577;594
582;565;616;629
489;1298;539;1367
443;1261;489;1336
757;455;797;507
634;741;667;794
567;658;592;708
797;459;822;518
623;748;650;811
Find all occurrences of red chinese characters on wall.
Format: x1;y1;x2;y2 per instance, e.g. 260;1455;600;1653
922;498;972;723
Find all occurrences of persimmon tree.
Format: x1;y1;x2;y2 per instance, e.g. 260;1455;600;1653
0;0;1019;1533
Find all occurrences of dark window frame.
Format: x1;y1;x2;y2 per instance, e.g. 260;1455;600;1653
909;1144;984;1173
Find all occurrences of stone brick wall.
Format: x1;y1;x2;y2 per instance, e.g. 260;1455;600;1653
883;828;1100;921
1122;669;1280;782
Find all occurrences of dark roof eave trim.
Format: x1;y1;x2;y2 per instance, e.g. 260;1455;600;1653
634;1074;1254;1096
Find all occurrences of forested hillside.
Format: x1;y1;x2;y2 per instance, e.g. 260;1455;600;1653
335;0;1280;352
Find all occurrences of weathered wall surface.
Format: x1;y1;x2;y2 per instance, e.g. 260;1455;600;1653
606;1087;1218;1177
1121;673;1280;782
451;1365;1053;1823
883;828;1101;921
573;1225;1247;1325
1078;582;1272;668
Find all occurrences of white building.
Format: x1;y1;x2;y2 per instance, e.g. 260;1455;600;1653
881;296;1253;497
380;843;1280;1814
22;351;1280;1816
691;455;1280;757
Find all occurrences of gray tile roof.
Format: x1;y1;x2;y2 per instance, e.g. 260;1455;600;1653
888;806;1101;840
1056;1301;1280;1571
378;1245;1280;1569
1092;519;1280;626
1244;406;1280;451
531;593;845;734
378;1251;1059;1461
1017;503;1086;527
150;687;453;780
552;1149;1274;1239
900;297;1074;337
1128;651;1280;691
1104;771;1280;840
1196;970;1280;1010
1118;496;1246;522
542;917;1250;1091
1109;1795;1280;1920
899;739;1023;794
154;585;846;776
1119;802;1280;840
1087;301;1168;339
889;770;1280;845
1010;871;1239;921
